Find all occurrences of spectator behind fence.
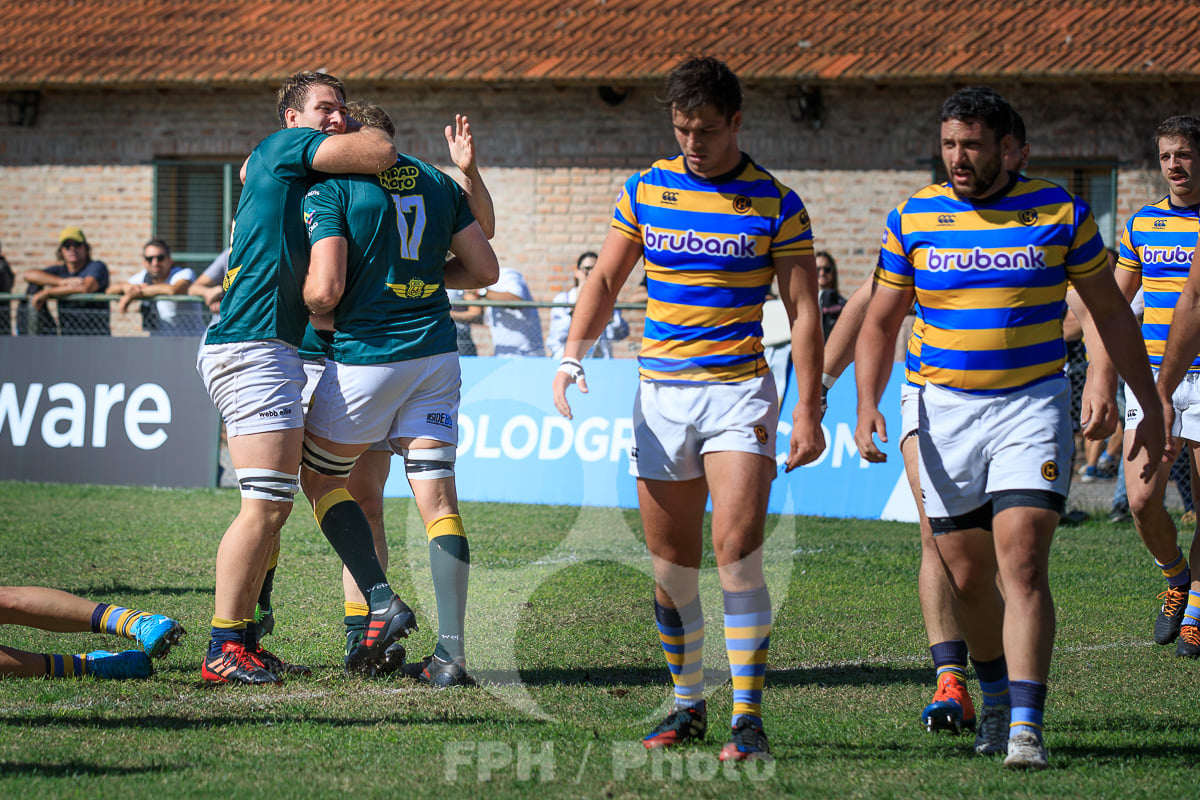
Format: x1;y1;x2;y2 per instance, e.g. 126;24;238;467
0;239;12;335
547;251;629;359
481;266;543;356
446;287;482;355
21;226;110;336
816;250;846;339
107;238;206;336
189;248;230;323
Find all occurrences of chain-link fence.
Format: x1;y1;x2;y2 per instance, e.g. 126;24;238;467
0;293;648;357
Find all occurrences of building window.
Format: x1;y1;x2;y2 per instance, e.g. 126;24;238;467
929;159;1119;247
1026;161;1118;249
154;160;242;273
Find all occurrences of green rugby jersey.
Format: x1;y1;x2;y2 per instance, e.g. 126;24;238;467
302;155;474;365
205;127;326;347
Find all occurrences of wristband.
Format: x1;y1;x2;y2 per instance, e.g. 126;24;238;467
557;357;585;383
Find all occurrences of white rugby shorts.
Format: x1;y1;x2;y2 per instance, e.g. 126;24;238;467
1125;369;1200;440
629;376;778;482
917;377;1071;520
901;382;920;440
197;339;306;436
305;352;461;447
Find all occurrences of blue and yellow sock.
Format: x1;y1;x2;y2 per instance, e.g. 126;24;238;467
1157;547;1190;589
971;655;1010;706
724;585;771;727
91;604;150;641
427;514;470;661
208;617;244;657
1009;680;1047;739
43;653;88;678
655;595;704;710
930;639;969;683
1183;590;1200;629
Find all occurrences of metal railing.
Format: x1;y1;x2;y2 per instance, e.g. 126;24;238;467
0;293;648;356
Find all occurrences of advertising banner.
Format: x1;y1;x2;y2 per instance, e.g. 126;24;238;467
384;358;917;521
0;337;219;488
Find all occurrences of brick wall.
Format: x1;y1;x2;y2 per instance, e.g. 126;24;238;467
1;79;1194;343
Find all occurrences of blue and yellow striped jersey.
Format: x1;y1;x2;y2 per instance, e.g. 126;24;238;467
612;154;814;383
1116;197;1200;372
876;176;1107;395
904;313;926;388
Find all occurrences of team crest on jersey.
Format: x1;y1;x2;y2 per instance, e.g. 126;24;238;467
386;278;440;299
661;190;680;204
1154;218;1168;229
1041;461;1058;481
1018;209;1038;226
754;425;768;444
798;207;810;226
733;195;752;213
222;265;241;292
937;214;956;225
379;165;419;192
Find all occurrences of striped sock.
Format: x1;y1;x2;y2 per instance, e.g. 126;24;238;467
724;585;771;726
971;655;1010;706
1009;680;1047;738
44;653;88;678
1183;590;1200;629
91;604;150;640
930;639;969;683
427;514;470;661
1157;547;1190;589
654;595;704;709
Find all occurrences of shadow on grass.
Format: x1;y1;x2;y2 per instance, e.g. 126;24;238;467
73;584;212;598
0;761;167;777
0;712;544;732
504;663;929;689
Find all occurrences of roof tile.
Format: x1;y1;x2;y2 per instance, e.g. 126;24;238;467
3;1;1200;89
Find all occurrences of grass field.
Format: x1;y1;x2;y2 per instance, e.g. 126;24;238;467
0;481;1196;799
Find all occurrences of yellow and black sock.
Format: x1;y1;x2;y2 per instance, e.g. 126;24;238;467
427;514;469;661
344;601;369;655
315;489;388;599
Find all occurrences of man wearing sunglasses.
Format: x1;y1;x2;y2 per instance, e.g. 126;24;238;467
22;226;110;335
107;239;205;336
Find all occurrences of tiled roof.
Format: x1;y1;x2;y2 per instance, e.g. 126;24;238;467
3;1;1199;89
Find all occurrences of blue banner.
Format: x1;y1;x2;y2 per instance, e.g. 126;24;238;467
384;358;917;521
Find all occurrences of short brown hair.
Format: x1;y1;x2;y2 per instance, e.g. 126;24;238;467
276;71;346;128
346;100;396;138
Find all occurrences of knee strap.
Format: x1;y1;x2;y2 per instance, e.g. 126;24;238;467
303;436;358;478
404;445;456;481
235;468;299;502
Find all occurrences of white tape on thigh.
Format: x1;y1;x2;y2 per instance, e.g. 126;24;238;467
302;436;358;478
404;445;456;480
235;468;299;502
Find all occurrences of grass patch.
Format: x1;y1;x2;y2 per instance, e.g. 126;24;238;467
0;482;1196;798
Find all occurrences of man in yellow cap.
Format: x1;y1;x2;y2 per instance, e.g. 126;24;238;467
22;226;110;335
